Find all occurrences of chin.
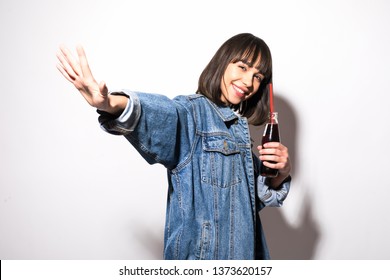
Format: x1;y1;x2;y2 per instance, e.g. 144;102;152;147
230;96;245;105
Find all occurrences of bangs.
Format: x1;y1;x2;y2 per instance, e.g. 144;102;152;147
231;41;272;79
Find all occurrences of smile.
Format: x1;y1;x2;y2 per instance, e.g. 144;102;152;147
232;84;247;98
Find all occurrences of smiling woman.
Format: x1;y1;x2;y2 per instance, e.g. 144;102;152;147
56;32;292;260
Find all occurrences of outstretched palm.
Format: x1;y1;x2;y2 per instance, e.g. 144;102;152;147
57;45;109;111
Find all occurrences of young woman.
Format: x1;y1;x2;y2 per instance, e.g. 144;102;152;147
57;33;292;260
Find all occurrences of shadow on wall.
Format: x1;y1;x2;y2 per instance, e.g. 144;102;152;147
260;196;319;259
131;222;164;259
250;94;320;260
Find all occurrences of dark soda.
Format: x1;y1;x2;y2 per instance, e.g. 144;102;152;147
260;115;280;178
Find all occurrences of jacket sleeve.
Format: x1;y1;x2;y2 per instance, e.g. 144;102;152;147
97;91;141;135
257;175;291;207
252;153;291;207
97;90;194;169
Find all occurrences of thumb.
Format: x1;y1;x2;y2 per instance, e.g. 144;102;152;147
99;80;108;96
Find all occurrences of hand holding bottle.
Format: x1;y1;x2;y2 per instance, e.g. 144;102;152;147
258;142;290;175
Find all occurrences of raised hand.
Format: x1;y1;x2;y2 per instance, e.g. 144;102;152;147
56;45;112;111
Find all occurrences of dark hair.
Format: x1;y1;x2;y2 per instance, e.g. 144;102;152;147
196;33;272;126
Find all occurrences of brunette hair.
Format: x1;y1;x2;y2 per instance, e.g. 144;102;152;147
196;33;272;126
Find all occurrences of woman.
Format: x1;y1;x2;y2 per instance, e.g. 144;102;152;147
57;33;292;259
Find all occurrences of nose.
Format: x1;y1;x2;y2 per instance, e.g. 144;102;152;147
242;73;253;88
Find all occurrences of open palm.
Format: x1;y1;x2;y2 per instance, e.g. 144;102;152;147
56;45;109;111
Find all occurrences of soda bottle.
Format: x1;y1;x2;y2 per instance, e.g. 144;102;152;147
260;112;280;178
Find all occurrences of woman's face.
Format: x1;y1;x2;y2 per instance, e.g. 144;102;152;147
220;60;264;105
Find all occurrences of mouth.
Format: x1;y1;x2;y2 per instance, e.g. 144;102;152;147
232;84;248;99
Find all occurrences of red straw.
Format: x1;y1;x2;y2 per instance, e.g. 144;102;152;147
269;83;274;114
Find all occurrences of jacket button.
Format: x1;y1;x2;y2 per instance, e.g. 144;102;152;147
223;140;228;150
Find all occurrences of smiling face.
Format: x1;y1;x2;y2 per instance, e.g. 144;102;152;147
197;33;272;121
220;59;264;105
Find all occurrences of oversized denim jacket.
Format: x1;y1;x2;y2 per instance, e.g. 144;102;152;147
98;90;291;260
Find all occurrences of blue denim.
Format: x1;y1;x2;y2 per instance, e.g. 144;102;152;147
98;90;291;260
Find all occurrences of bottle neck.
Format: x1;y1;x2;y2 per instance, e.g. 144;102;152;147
269;112;278;124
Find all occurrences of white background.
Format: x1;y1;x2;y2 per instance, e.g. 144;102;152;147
1;0;389;260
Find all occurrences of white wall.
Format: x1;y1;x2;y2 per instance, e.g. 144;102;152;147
1;0;389;259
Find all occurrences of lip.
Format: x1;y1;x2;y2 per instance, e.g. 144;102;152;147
232;84;247;99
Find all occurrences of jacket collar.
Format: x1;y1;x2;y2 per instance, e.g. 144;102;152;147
205;97;239;123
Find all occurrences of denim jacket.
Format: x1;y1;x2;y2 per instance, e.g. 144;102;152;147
98;90;291;260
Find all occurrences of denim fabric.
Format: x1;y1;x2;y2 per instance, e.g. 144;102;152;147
98;90;291;260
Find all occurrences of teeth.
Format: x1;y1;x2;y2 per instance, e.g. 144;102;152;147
233;85;244;94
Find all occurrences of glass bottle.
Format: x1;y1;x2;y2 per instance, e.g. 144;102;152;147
260;112;280;178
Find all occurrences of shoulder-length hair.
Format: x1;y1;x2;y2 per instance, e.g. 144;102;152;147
196;33;272;126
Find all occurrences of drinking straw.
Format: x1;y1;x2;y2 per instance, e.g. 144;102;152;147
269;83;274;114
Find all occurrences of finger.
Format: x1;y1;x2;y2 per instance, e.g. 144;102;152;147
261;160;277;169
260;149;288;162
263;142;284;149
56;51;78;80
260;154;279;163
99;80;108;97
259;148;280;156
261;158;287;170
263;143;288;155
56;63;74;83
76;45;94;79
59;45;82;76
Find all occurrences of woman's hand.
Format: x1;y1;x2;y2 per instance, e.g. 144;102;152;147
56;45;127;115
258;142;291;187
56;45;110;109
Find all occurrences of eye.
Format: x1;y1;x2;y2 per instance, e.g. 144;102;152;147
255;75;262;81
238;65;247;71
254;74;263;82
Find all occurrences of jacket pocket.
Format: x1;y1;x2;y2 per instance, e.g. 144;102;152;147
201;136;242;188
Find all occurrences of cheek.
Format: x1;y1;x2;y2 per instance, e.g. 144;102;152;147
245;93;255;100
245;87;260;100
220;78;227;92
247;83;260;97
254;81;261;90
